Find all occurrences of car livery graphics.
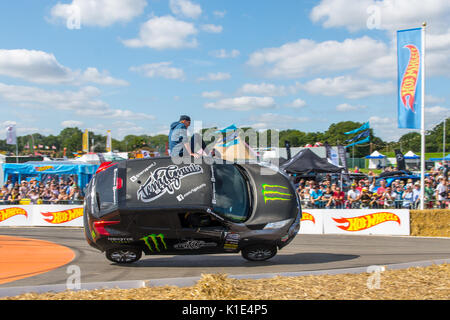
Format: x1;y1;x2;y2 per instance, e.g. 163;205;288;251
174;240;217;250
261;184;292;203
140;234;167;252
137;164;203;202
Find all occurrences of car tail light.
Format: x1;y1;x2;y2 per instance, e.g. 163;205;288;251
116;177;123;190
93;220;120;236
96;162;116;174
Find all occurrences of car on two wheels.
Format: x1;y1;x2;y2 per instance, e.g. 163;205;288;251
83;157;302;264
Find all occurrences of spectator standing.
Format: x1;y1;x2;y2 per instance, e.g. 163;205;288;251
436;178;448;209
310;185;323;208
360;188;371;209
332;187;345;209
402;186;414;209
347;184;361;208
322;187;334;209
393;186;404;208
412;182;421;209
424;181;435;208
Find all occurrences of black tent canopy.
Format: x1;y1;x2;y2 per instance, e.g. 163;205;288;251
280;149;344;174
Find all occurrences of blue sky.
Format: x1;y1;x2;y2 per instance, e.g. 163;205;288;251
0;0;449;142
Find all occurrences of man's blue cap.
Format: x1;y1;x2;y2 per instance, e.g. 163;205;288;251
180;115;191;121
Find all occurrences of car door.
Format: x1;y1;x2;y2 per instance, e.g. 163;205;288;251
129;210;179;254
173;210;228;253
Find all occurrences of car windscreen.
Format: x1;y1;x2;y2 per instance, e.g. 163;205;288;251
212;164;250;223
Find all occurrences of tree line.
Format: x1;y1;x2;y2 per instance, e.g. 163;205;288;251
1;119;448;158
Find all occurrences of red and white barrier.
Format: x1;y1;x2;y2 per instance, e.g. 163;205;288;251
0;206;411;236
0;205;84;227
301;209;410;235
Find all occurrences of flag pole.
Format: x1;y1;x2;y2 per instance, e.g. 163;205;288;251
419;22;426;210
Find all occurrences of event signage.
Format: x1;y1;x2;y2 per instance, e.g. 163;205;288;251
33;205;84;226
0;206;32;226
397;28;423;129
323;209;410;235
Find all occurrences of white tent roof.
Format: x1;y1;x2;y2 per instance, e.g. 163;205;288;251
365;150;386;159
404;150;420;159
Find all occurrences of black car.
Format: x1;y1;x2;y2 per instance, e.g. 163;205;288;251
83;157;302;264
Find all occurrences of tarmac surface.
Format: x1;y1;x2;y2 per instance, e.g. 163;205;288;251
1;227;450;288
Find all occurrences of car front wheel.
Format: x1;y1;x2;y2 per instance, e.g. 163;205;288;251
241;245;277;262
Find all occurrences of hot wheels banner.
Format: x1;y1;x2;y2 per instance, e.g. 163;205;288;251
397;28;422;129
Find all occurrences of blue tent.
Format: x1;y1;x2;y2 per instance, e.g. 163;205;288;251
429;154;450;161
2;161;99;191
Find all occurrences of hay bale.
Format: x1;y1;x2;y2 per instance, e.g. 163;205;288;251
410;209;450;237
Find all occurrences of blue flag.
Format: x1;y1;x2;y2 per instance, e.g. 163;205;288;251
344;122;369;135
397;28;423;129
345;136;370;149
345;129;370;143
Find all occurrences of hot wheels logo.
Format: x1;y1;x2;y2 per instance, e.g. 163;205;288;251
300;212;315;224
333;212;400;232
0;207;28;222
41;208;83;224
400;44;420;112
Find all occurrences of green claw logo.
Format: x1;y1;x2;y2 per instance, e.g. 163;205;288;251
262;184;292;203
140;233;167;252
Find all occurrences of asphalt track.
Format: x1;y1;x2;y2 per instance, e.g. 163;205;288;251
1;227;450;289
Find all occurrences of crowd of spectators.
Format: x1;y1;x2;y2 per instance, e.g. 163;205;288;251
0;176;83;205
294;165;449;210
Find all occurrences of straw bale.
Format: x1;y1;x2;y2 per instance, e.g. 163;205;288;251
2;264;448;300
410;210;450;237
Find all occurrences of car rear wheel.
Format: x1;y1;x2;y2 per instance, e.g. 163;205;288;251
106;247;142;264
241;245;277;262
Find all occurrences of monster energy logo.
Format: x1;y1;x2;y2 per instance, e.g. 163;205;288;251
262;184;292;203
140;234;167;252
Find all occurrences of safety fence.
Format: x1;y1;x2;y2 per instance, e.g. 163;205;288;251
0;205;411;236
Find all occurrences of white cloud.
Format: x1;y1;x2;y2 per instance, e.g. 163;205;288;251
310;0;450;33
50;0;147;27
209;49;240;59
300;75;395;99
205;96;276;111
0;49;128;86
130;62;185;80
201;91;223;99
213;10;227;18
247;113;310;130
123;15;198;50
288;98;307;108
247;36;388;78
336;103;367;112
201;24;223;33
0;82;155;121
238;83;289;97
81;67;129;86
197;72;231;81
0;49;73;84
61;120;83;127
169;0;202;19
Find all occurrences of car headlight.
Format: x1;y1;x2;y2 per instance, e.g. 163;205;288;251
264;219;292;230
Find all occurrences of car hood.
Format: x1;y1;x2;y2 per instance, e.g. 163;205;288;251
239;163;300;226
